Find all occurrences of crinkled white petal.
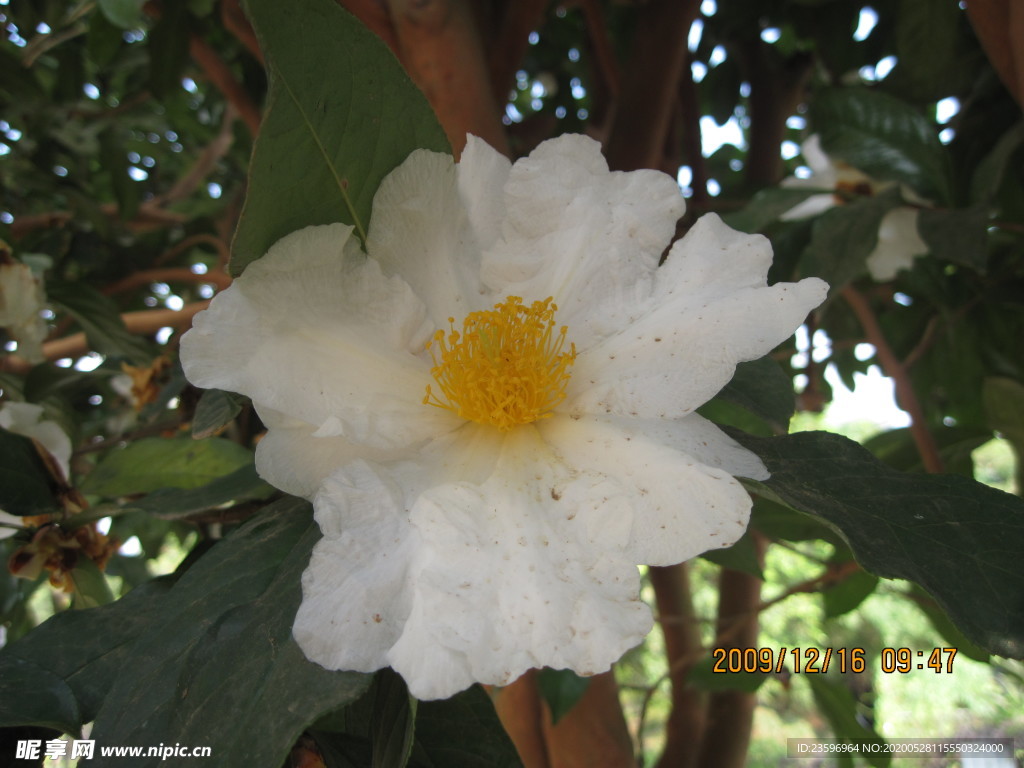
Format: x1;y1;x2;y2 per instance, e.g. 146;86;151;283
479;134;686;349
538;414;752;566
0;402;71;481
294;460;419;673
253;407;391;499
181;224;461;449
367;149;489;326
866;206;927;281
457;135;513;252
567;215;828;419
387;426;652;699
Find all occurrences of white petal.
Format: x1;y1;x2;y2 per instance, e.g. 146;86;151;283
866;207;927;281
539;414;752;565
181;224;460;449
0;402;72;481
367;149;488;326
567;216;828;418
253;407;396;499
387;426;652;700
293;460;419;673
779;192;839;221
480;134;686;348
457;135;513;252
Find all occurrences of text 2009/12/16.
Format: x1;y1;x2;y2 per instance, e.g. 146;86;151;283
711;647;958;675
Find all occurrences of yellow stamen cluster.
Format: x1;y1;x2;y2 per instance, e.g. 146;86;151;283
424;296;576;431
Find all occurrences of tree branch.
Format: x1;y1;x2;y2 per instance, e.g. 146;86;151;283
605;0;700;173
842;285;945;473
650;564;705;768
188;32;262;136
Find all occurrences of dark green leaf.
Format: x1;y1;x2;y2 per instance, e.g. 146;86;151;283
802;187;903;291
233;0;450;275
822;564;878;619
0;659;81;735
893;0;964;101
147;2;190;99
810;87;951;203
904;585;990;664
86;10;124;68
100;126;140;220
82;437;253;496
91;498;371;768
917;205;988;273
191;388;246;439
862;425;991;476
700;529;764;580
68;556;115;610
713;356;796;434
371;669;416;768
46;282;152;364
125;462;275;519
536;668;591;724
411;686;522;768
0;579;174;726
982;376;1024;446
807;677;890;768
0;430;58;517
969;122;1024;204
739;431;1024;659
97;0;146;29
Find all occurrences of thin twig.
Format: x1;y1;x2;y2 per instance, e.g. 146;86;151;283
842;285;945;473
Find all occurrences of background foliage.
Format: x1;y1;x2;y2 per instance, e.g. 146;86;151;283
1;0;1023;766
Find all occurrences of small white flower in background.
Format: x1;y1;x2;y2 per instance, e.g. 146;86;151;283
781;135;929;281
181;134;827;700
0;259;48;364
0;401;72;482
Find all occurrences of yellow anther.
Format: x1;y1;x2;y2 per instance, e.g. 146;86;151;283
424;296;576;430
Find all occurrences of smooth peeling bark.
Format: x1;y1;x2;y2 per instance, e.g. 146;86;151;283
965;0;1024;107
389;0;509;157
542;672;636;768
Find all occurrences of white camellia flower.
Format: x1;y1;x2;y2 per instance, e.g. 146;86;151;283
0;260;48;364
780;135;929;281
180;134;827;700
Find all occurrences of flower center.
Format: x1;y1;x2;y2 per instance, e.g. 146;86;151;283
423;296;576;431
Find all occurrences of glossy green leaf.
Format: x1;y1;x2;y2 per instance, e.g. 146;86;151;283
917;205;988;273
371;670;416;768
822;564;878;619
232;0;450;275
740;430;1024;659
0;430;58;517
700;529;764;580
802;187;902;291
68;556;116;610
810;87;951;203
191;388;246;439
710;356;796;435
97;0;146;29
91;498;371;768
0;658;81;735
46;282;152;365
83;437;253;496
904;585;990;664
807;677;890;768
411;686;522;768
0;579;173;728
125;462;275;519
536;668;591;725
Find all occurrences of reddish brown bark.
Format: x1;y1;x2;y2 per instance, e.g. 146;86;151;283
650;564;705;768
389;0;509;157
965;0;1024;107
695;535;767;768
